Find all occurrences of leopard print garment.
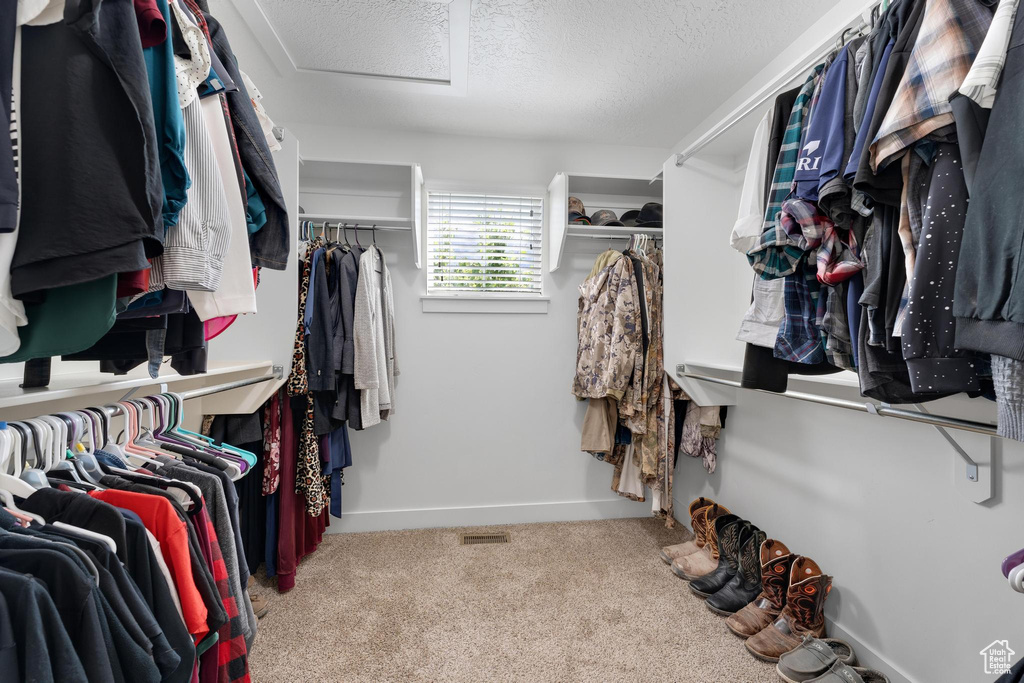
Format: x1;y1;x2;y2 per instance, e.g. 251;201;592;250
296;393;329;517
286;242;315;397
288;240;329;516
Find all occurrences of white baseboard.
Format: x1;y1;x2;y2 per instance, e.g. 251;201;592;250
825;620;914;683
325;497;651;533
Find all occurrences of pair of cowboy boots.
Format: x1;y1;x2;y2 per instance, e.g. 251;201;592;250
701;517;768;616
663;498;732;580
724;539;833;662
664;501;770;616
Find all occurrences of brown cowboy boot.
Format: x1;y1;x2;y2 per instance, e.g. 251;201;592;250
671;504;731;580
745;556;832;662
726;539;794;637
660;497;715;564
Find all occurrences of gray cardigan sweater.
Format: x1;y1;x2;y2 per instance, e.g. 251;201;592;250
353;246;398;427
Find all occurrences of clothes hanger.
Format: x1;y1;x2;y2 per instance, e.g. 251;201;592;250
118;401;163;466
38;415;68;467
126;398;170;464
97;405;130;460
1009;563;1024;593
158;392;249;477
0;488;45;526
74;408;111;484
354;223;362;247
51;520;117;553
0;427;39;499
372;224;378;247
342;223;352;248
1001;548;1024;578
45;412;96;484
14;420;51;489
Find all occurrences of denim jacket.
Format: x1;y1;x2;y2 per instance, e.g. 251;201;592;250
204;13;290;270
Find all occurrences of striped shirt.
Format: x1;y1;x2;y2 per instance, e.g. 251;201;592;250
960;0;1020;108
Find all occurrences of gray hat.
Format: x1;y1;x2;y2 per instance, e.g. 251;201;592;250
590;209;624;227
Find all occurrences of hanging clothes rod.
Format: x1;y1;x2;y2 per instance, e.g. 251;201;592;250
178;366;284;401
677;371;999;437
569;233;663;241
674;8;872;167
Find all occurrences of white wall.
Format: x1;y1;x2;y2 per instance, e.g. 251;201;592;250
285;124;672;532
671;393;1021;683
661;2;1019;682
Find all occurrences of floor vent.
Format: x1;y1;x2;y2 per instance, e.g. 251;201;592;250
459;532;510;545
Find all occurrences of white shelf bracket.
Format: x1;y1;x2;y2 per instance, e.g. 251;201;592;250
913;404;993;504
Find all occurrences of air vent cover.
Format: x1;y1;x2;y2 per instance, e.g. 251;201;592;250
459;532;510;545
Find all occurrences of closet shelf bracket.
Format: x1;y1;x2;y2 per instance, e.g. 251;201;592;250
911;403;993;502
678;370;997;504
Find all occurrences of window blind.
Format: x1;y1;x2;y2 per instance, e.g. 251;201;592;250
427;192;543;294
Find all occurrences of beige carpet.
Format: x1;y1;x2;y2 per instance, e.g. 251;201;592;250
249;517;777;682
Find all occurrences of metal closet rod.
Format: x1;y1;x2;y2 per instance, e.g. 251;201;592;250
570;234;663;241
678;371;999;437
674;12;871;167
178;367;284;401
303;221;407;232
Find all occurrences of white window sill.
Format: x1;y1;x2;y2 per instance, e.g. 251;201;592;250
421;295;550;314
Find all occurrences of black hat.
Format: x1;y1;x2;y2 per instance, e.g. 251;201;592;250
635;202;663;227
620;209;640;227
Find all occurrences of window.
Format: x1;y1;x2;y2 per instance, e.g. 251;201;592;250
427;192;543;295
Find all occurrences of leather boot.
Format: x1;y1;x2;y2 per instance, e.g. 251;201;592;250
690;516;748;598
726;539;794;638
706;523;767;615
671;504;731;580
660;497;716;564
745;556;832;662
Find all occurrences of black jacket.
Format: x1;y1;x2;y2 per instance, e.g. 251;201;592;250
954;5;1024;359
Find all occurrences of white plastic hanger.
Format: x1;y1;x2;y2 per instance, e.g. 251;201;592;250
0;429;38;500
1011;563;1024;593
12;421;49;490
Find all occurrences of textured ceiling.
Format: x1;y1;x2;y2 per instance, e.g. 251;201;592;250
260;0;450;80
221;0;834;146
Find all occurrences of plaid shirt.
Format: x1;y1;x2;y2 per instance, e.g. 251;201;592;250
816;223;864;286
748;65;824;279
823;282;855;370
870;0;995;170
780;198;831;251
774;259;828;365
960;0;1020;107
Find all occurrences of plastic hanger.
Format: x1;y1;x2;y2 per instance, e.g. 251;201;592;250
155;392;250;475
38;415;68;467
118;402;162;466
1010;563;1024;593
0;488;45;525
1001;548;1024;578
51;520;117;553
0;428;38;499
99;404;132;460
12;421;50;490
